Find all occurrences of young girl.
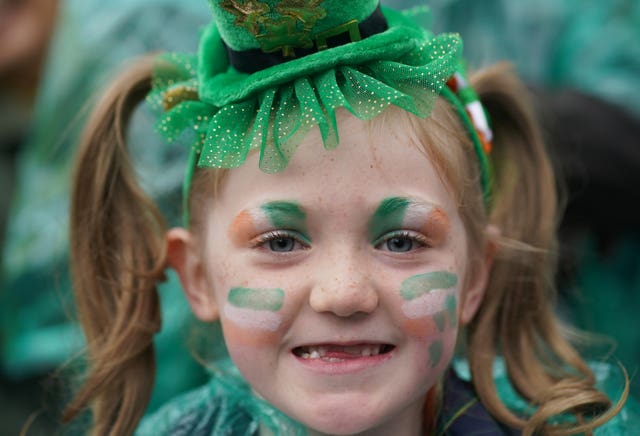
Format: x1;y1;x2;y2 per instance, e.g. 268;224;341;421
63;0;635;434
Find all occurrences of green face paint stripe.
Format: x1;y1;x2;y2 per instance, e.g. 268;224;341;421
367;197;411;242
433;311;446;332
445;294;458;328
433;294;458;332
261;201;311;241
228;287;285;312
400;271;458;301
429;340;444;369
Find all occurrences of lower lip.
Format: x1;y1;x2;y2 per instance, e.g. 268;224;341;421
292;350;394;375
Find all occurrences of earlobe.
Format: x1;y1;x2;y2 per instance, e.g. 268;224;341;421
459;225;500;325
166;227;219;322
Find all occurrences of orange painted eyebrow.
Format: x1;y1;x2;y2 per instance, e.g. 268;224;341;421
228;209;257;245
420;207;450;246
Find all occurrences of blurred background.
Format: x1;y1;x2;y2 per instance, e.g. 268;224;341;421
1;0;638;434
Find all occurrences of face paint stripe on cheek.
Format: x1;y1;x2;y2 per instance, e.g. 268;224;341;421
400;272;458;320
223;305;283;331
400;271;458;301
433;312;446;332
432;294;458;332
228;287;285;311
367;197;410;242
445;294;458;329
224;288;286;332
428;340;444;369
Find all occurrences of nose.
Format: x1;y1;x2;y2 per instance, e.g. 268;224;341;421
308;250;379;317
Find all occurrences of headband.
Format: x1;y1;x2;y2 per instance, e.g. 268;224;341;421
146;0;493;222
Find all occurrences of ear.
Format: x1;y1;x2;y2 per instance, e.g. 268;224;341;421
166;227;219;322
459;225;499;325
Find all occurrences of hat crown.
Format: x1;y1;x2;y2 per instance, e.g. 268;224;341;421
209;0;379;52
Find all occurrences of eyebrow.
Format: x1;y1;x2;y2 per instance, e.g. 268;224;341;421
368;196;450;243
228;201;309;244
260;201;308;231
367;197;413;241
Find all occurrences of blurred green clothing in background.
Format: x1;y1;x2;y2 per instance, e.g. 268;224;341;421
396;0;640;116
0;0;212;422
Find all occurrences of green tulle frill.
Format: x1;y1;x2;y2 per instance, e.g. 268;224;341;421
148;32;462;176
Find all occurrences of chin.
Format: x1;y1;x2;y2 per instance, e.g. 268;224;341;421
283;399;392;435
303;415;382;436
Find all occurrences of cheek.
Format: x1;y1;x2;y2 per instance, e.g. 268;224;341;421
395;271;459;336
400;292;459;365
391;272;461;369
219;282;306;350
220;287;287;347
221;310;283;347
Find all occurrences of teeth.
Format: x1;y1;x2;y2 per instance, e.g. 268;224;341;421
297;344;387;359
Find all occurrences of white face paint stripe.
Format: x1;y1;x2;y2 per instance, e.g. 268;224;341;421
223;303;282;331
401;289;457;320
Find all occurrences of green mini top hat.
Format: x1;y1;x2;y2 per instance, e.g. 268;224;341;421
148;0;493;217
212;0;380;53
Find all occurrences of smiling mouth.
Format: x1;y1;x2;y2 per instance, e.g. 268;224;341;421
292;344;395;361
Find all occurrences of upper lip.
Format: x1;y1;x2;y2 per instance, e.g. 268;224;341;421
291;339;394;348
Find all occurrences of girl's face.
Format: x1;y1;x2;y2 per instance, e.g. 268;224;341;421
171;111;490;435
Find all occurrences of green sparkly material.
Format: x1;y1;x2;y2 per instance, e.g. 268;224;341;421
147;3;492;217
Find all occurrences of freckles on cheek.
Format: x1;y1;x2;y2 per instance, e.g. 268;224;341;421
221;287;286;346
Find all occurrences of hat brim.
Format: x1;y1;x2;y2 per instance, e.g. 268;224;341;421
198;7;430;107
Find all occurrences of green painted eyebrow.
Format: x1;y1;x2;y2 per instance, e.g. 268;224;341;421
228;287;285;312
261;201;309;233
367;197;411;242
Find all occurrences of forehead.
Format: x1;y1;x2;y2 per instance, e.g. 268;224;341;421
212;109;457;217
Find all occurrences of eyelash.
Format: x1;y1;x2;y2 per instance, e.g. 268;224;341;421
374;230;430;252
251;230;310;253
250;229;428;253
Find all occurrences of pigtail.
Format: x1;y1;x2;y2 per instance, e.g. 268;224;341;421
63;55;167;435
466;64;625;434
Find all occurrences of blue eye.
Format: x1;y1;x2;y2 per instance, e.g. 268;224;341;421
375;231;427;253
268;236;296;252
385;236;414;252
254;230;310;253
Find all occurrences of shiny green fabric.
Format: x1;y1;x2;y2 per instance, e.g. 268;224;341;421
148;6;493;211
136;359;640;434
207;0;379;51
149;29;462;172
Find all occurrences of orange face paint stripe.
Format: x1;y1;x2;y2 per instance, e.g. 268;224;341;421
228;209;257;245
420;207;451;247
